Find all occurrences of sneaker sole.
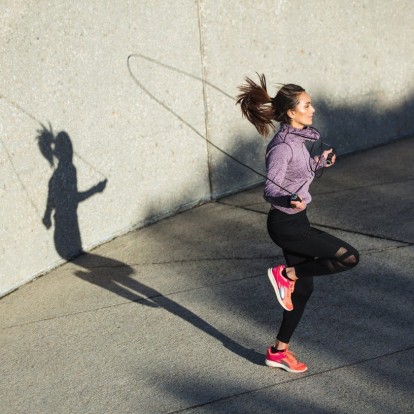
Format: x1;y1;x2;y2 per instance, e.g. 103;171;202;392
265;358;308;373
267;268;291;311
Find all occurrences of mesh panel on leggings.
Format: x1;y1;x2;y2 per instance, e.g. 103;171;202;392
320;246;359;274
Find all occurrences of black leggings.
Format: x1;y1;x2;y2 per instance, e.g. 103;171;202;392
267;208;359;344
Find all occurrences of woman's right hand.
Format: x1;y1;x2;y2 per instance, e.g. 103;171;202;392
290;198;307;211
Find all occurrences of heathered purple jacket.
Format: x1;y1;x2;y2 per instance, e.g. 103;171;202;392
264;123;327;214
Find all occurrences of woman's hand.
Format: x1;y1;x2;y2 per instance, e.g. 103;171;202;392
290;198;307;211
95;179;108;193
323;148;336;167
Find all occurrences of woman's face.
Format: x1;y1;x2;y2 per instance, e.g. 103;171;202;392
288;92;315;129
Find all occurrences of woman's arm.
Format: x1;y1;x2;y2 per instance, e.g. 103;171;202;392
77;179;107;202
263;143;293;207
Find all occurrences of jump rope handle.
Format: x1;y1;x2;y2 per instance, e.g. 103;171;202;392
290;193;302;203
326;148;336;166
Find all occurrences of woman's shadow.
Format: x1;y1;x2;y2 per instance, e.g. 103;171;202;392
37;124;154;306
37;124;263;364
39;126;107;260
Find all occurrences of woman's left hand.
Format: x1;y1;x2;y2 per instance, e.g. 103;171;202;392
323;149;336;167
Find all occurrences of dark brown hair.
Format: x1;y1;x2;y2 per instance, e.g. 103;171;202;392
236;73;305;137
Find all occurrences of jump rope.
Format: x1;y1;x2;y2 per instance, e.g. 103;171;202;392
127;54;335;203
1;55;334;216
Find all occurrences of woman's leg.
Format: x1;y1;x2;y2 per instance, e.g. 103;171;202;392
269;229;359;344
276;250;314;347
283;229;360;279
266;209;359;280
267;228;359;312
265;251;313;373
265;211;359;372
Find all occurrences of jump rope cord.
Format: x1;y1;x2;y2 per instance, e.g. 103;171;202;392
127;54;331;198
0;137;42;217
1;59;330;206
126;55;280;189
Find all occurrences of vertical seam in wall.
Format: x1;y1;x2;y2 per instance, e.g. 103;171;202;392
196;0;213;199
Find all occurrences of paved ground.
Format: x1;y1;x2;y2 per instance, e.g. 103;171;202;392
1;138;414;414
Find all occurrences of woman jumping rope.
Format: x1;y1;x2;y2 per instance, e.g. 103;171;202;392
236;74;359;373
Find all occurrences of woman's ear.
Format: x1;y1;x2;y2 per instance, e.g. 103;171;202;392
287;108;295;121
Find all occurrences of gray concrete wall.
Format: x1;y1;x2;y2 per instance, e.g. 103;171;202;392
1;0;413;296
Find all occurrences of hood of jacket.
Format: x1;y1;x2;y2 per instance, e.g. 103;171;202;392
276;123;320;142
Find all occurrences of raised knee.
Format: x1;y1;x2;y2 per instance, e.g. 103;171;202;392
346;250;360;268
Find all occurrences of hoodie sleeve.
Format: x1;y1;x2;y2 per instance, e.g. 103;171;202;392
310;153;327;170
263;143;293;207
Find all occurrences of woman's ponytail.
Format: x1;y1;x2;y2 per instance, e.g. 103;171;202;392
236;73;275;137
237;74;305;137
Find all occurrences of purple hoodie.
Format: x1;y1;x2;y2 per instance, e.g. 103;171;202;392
264;123;327;214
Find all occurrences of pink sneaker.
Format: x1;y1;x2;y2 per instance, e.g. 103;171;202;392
267;265;295;311
265;347;308;373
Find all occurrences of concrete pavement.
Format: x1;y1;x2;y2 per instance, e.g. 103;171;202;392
1;138;414;414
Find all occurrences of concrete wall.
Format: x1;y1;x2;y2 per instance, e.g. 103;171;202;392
1;0;413;296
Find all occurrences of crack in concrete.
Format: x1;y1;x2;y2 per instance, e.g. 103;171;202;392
80;255;280;269
80;241;410;270
3;238;409;331
311;176;414;196
217;201;414;246
0;270;270;330
196;0;213;199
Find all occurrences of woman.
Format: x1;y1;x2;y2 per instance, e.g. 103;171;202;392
236;74;359;373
